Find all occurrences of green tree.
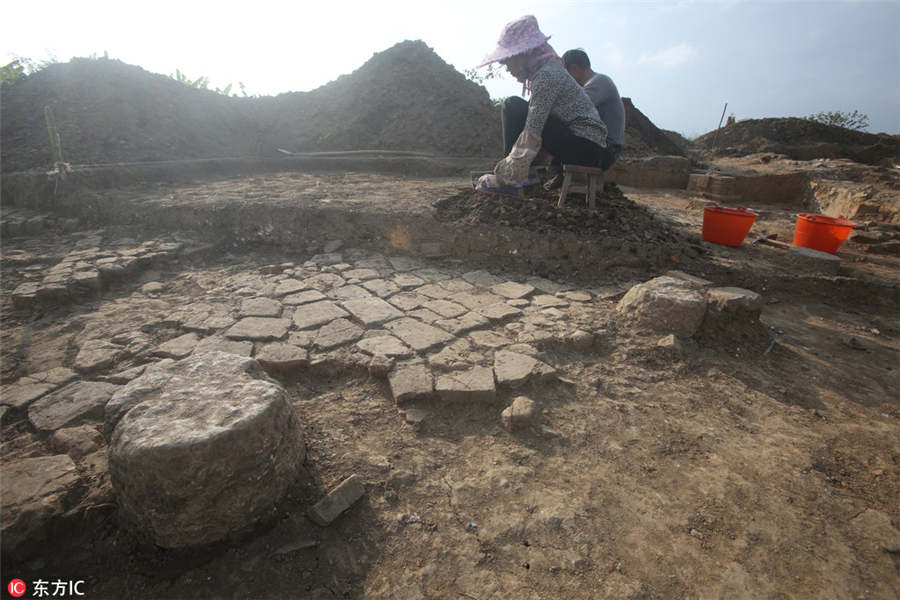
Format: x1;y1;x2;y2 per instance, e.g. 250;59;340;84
0;59;26;84
806;110;870;131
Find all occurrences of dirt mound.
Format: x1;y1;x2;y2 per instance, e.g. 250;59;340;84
695;117;899;165
621;98;686;158
433;184;700;270
1;42;502;172
0;58;262;172
257;40;501;158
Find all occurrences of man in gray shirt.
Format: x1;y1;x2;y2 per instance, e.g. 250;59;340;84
562;49;625;170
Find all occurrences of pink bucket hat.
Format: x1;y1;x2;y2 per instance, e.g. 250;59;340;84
477;15;551;68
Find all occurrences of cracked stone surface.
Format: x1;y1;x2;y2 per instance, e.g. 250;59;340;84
28;381;121;431
240;297;283;318
313;318;365;350
385;318;455;352
491;281;535;299
355;336;413;358
388;362;434;404
435;366;496;402
493;350;556;388
226;317;291;341
292;301;349;330
341;297;404;327
154;333;201;359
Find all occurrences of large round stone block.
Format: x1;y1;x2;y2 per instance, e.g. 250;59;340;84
616;276;708;338
105;351;305;548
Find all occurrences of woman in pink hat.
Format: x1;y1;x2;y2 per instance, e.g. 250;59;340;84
476;15;608;193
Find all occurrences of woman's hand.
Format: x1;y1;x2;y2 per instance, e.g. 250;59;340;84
494;130;542;185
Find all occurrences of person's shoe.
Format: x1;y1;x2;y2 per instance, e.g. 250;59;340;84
476;174;524;198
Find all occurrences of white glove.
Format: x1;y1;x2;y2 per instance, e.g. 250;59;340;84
494;130;542;186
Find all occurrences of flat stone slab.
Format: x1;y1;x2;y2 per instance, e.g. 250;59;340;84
255;343;309;373
450;292;505;310
226;317;291;341
526;277;569;294
388;292;426;311
423;299;467;319
51;425;104;459
343;268;379;281
23;367;79;387
29;381;120;431
283;290;328;306
362;279;400;298
388;362;434;404
105;352;305;548
292;301;349;330
435;312;490;336
313;318;365;350
491;282;535;299
393;273;425;289
416;283;452;300
476;303;523;322
408;308;442;324
269;279;307;297
303;273;346;291
154;333;201;359
1;454;81;558
341;297;404;327
355;336;413;358
493;350;556;388
308;474;366;526
174;302;235;333
469;330;513;349
435;366;496;402
558;291;592;302
240;297;283;317
193;336;254;356
330;285;373;301
385;318;455;353
532;294;570;308
4;382;55;410
74;339;122;373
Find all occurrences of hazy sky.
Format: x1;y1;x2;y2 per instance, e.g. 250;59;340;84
3;0;898;137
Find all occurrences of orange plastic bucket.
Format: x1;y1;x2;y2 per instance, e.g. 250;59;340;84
792;214;856;254
702;206;758;246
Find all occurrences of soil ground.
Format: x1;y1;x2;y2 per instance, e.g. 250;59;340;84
1;166;898;600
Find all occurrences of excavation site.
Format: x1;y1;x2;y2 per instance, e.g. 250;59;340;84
1;42;898;600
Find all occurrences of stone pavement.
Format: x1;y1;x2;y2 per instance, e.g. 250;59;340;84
3;247;627;433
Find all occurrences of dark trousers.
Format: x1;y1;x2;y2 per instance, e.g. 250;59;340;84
502;96;603;168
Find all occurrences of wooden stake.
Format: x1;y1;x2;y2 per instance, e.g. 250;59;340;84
711;102;728;149
44;106;64;165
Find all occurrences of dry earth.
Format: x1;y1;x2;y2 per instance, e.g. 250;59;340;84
1;166;898;600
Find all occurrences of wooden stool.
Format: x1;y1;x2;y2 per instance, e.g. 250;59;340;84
557;164;604;210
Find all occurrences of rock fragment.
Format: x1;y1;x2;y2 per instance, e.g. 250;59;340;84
105;352;305;548
501;396;540;432
616;276;707;338
308;475;366;526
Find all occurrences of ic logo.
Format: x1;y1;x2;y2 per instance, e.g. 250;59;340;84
7;579;27;598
